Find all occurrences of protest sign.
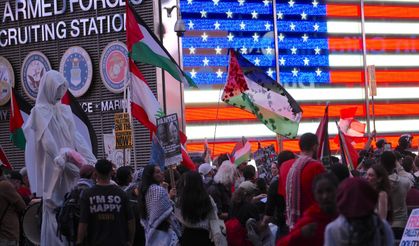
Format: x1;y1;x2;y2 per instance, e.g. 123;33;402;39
400;209;419;245
114;112;132;149
103;133;130;167
156;113;182;166
253;144;277;182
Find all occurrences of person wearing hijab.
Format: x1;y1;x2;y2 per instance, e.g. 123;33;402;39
324;177;394;246
23;70;96;246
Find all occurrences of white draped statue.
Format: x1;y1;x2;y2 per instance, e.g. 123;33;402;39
23;70;96;246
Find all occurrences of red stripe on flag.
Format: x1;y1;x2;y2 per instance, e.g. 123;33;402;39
327;4;419;19
329;37;419;52
185;103;419;122
330;70;419;84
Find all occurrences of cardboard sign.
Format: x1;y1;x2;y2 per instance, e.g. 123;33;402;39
103;133;131;167
156;114;182;166
367;65;377;96
401;209;419;245
114;113;132;149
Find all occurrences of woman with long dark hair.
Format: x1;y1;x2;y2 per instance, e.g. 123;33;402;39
175;171;215;246
325;177;394;246
366;164;392;221
139;165;179;246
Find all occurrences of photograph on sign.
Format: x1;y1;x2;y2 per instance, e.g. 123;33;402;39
114;113;132;149
156;114;182;166
254;145;277;182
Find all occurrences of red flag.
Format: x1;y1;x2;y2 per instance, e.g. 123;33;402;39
0;145;12;169
337;123;360;170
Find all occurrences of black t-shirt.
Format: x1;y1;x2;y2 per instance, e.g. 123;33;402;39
79;184;133;246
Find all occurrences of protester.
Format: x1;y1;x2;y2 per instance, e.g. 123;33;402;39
356;157;375;178
325;177;394;245
401;156;416;186
198;163;215;188
18;167;32;204
77;159;135;246
277;173;338;246
175;171;216;246
22;70;96;246
116;166;133;191
0;168;26;246
242;165;256;182
329;163;350;184
127;168;145;246
263;150;296;238
381;151;412;239
270;163;279;179
366;164;392;220
395;134;416;159
139;165;179;245
278;133;326;229
207;160;236;220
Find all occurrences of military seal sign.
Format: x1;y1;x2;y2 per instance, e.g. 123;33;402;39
0;56;15;106
59;46;93;97
100;41;128;94
21;51;51;100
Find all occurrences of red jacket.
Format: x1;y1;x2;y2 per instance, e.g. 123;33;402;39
276;203;337;246
278;158;325;214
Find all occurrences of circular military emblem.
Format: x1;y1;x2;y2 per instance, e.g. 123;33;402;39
21;51;51;100
0;56;15;106
59;46;93;97
100;41;128;94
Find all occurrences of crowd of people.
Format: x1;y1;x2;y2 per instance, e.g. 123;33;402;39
0;132;418;246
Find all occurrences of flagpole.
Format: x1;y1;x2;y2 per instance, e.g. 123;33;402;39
360;0;371;135
272;0;284;152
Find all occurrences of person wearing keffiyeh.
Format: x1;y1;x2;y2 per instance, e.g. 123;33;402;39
139;165;180;246
277;133;326;229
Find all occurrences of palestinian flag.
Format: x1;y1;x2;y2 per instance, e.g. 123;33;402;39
129;60;195;170
337;122;360;170
222;49;303;139
9;89;31;150
126;3;197;88
231;137;252;166
316;104;332;168
62;91;98;156
0;145;12;169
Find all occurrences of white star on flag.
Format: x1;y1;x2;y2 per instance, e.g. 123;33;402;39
227;33;234;41
201;32;208;41
315;68;322;76
251;10;258;19
216;69;223;78
301;11;307;20
188;20;194;30
254;57;261;66
240;21;246;30
214;21;221;30
303;57;310;65
313;23;319;31
187;0;193;4
292;68;299;76
288;0;295;7
203;57;210;66
240;46;248;54
200;10;207;18
302;34;309;42
238;0;245;6
263;0;270;6
290;23;296;31
279;33;285;41
267;68;274;77
277;11;283;19
265;47;273;54
215;46;222;54
252;33;260;42
314;47;321;55
190;69;197;78
312;0;318;7
189;46;196;54
291;46;297;54
265;22;271;30
279;57;286;65
226;9;233;18
213;0;219;5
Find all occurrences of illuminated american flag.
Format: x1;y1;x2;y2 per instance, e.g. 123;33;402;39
180;0;419;155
